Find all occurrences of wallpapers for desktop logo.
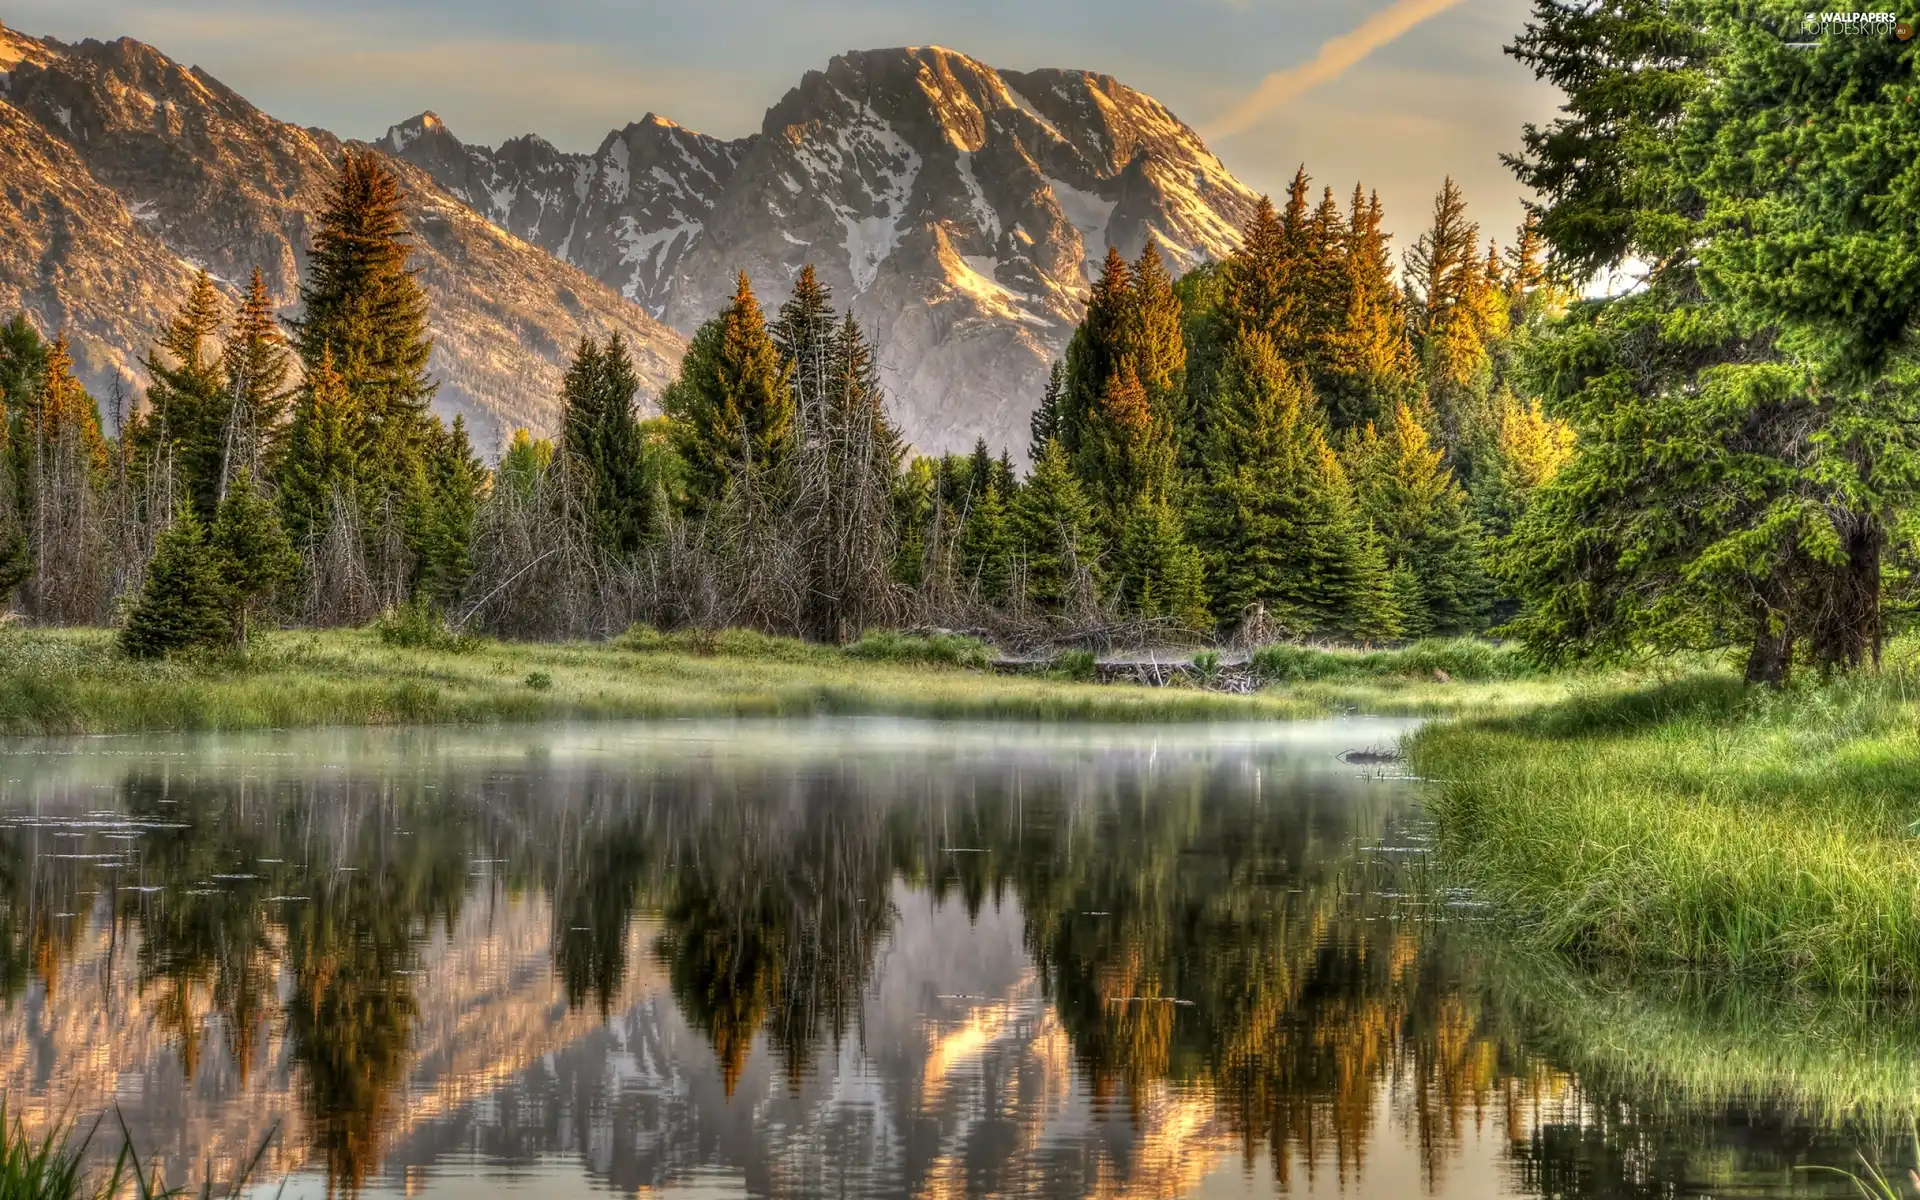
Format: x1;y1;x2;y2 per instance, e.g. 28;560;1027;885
1801;10;1914;37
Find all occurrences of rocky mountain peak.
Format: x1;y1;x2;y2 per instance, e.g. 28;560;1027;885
0;26;685;449
388;44;1259;456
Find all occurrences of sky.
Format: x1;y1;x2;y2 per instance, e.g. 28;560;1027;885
4;0;1562;261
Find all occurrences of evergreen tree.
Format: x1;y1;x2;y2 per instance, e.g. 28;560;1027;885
1029;361;1065;466
28;335;107;472
1123;240;1187;420
771;265;838;437
1057;248;1134;456
220;269;292;487
407;415;483;610
1494;0;1907;683
957;479;1012;605
1076;364;1178;543
136;271;228;520
561;333;653;557
1011;439;1099;614
661;272;794;515
286;149;435;493
1346;402;1489;635
277;349;364;549
498;428;554;501
0;313;46;414
211;469;297;646
120;508;228;658
1318;187;1419;432
1188;330;1393;637
1114;495;1211;633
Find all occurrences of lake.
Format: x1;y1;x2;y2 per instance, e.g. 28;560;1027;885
0;718;1907;1197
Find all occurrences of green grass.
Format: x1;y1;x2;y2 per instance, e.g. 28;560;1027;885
0;625;1386;735
1467;939;1920;1129
0;1101;271;1199
1250;637;1538;683
1412;651;1920;992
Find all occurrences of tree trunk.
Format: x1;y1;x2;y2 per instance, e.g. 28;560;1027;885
1745;581;1794;688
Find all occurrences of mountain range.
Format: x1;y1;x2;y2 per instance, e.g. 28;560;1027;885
0;22;1259;456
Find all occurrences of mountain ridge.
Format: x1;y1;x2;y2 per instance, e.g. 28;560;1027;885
386;44;1261;456
0;20;686;451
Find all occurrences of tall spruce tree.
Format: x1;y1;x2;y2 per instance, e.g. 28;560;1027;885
1057;248;1134;456
277;349;364;549
1012;439;1099;614
211;469;298;646
286;149;435;495
771;265;838;437
136;272;228;520
957;479;1013;605
661;272;794;515
1188;329;1393;638
221;269;292;488
1029;360;1065;466
407;415;483;610
1346;402;1489;636
1493;0;1907;683
1114;495;1211;633
561;333;653;557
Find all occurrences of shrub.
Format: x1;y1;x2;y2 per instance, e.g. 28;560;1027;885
372;602;481;653
1250;638;1535;684
843;630;993;669
1048;648;1097;682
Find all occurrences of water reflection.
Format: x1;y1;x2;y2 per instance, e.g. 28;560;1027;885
0;721;1906;1198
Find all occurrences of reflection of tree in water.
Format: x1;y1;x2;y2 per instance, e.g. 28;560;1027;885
909;763;1519;1189
9;750;1911;1198
649;772;899;1094
279;787;469;1192
117;776;278;1082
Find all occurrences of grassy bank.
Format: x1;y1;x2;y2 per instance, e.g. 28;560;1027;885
1413;661;1920;992
0;627;1599;736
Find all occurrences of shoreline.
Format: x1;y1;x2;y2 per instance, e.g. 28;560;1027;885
0;627;1574;738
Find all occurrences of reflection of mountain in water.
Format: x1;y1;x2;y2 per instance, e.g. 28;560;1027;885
0;723;1908;1198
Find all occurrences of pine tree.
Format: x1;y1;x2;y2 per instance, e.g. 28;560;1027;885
220;269;292;487
1114;495;1211;633
0;313;46;414
1318;186;1419;432
407;415;483;609
1346;402;1489;635
1057;248;1134;456
661;272;794;515
561;333;653;557
277;349;364;549
771;265;838;437
211;469;297;646
29;335;107;472
1029;360;1065;466
957;479;1012;605
1011;439;1099;614
1123;240;1187;420
1188;330;1392;637
286;149;435;492
120;507;229;658
1076;363;1177;543
499;428;554;501
136;271;228;520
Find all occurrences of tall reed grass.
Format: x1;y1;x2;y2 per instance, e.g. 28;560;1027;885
1414;654;1920;992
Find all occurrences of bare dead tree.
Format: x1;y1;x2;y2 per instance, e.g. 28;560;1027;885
305;487;378;627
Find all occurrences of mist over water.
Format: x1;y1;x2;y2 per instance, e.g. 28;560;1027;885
0;719;1900;1198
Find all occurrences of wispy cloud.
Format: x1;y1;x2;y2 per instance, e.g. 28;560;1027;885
1206;0;1471;140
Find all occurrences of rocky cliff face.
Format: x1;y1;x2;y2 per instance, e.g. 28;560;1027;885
389;46;1260;457
0;22;685;451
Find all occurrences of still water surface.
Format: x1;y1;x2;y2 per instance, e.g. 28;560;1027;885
0;718;1906;1197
